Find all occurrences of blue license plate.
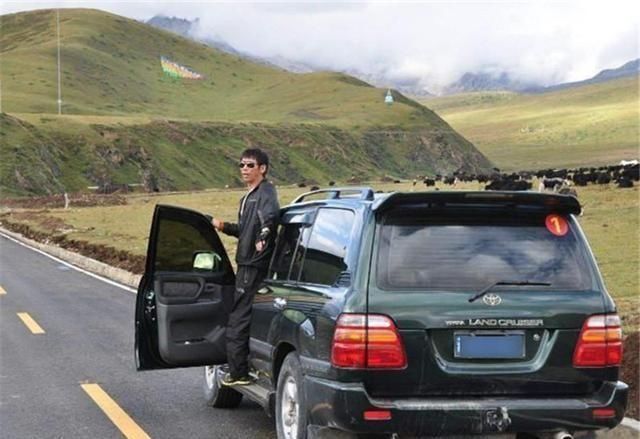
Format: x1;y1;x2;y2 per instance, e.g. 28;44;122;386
454;332;525;359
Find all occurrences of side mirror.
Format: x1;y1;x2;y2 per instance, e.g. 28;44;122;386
192;251;222;271
257;284;273;295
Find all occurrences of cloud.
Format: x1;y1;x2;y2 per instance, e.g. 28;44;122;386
3;0;639;91
188;1;639;91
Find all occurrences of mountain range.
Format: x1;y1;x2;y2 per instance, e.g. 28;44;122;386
444;71;536;94
526;59;640;93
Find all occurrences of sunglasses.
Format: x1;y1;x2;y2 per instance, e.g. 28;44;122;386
238;162;257;169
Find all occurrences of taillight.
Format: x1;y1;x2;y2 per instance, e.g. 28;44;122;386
331;314;407;369
592;408;616;419
573;314;623;367
363;410;392;421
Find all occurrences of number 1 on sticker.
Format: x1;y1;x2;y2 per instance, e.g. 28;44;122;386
545;214;568;236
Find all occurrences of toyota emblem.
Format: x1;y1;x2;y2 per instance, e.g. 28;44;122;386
482;293;502;306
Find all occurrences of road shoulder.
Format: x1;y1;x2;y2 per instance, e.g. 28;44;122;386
0;226;140;290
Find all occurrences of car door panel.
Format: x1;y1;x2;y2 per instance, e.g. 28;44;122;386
249;280;290;388
248;210;315;384
136;204;235;371
155;273;234;365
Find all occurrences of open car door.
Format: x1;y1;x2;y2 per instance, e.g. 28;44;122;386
135;205;235;371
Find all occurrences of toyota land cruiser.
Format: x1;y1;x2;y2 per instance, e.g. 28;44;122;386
135;188;628;438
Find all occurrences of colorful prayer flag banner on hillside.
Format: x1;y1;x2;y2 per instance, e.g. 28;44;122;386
160;56;204;80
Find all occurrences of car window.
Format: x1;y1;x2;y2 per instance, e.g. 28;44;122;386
376;213;594;290
299;208;354;286
289;226;312;281
155;218;216;272
269;223;303;281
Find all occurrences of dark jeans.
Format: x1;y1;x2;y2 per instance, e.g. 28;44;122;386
226;265;265;379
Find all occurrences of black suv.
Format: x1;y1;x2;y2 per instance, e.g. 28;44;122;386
135;188;628;439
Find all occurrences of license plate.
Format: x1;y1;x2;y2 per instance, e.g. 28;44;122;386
454;332;525;359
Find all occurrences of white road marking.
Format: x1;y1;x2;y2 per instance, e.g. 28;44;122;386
0;231;136;294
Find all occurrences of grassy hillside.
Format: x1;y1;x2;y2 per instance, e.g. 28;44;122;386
0;9;493;196
2;8;442;128
0;113;491;196
422;76;639;170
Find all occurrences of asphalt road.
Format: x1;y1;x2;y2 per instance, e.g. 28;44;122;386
0;234;276;439
0;234;636;439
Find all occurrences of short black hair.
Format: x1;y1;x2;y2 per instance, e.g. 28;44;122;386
241;148;270;175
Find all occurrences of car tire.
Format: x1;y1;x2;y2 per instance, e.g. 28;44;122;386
276;352;308;439
203;365;243;408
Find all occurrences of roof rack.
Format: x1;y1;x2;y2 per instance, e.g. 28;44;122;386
292;187;375;204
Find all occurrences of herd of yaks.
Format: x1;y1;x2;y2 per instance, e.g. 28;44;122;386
298;160;640;195
414;159;639;194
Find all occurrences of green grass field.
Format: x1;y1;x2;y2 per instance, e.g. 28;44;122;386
422;76;640;171
3;182;637;331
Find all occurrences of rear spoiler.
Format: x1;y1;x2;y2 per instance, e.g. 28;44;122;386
372;191;581;215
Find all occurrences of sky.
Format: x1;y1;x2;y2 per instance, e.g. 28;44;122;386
2;1;639;93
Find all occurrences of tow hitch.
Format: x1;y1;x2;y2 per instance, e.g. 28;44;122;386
485;407;511;432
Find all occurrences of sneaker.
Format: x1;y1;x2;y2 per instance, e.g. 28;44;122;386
221;373;252;387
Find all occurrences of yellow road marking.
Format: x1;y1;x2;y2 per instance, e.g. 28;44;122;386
16;312;45;334
0;285;6;295
81;383;150;439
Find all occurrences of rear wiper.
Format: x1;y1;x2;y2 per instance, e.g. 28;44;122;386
468;280;552;303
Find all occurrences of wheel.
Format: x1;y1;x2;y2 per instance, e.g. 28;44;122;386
276;352;309;439
203;365;243;408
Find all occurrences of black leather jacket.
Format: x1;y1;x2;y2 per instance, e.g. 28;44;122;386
221;180;279;269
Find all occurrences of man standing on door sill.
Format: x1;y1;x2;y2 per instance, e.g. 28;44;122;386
212;148;280;386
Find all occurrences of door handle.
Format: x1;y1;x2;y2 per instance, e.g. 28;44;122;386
273;297;287;310
204;284;218;293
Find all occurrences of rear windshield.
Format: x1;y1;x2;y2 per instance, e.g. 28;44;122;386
376;213;594;291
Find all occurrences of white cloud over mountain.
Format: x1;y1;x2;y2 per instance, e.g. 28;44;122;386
4;0;639;93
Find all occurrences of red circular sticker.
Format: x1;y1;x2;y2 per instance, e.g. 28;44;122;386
545;214;569;236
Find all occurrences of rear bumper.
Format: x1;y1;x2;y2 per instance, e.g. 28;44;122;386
304;377;628;435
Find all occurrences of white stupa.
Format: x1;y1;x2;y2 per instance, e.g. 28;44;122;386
385;89;394;105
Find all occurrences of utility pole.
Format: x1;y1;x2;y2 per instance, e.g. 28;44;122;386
56;9;62;115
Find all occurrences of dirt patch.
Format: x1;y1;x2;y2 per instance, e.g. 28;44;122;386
617;297;640;332
0;193;127;209
165;121;192;145
622;331;639;420
40;216;72;232
10;211;73;234
0;220;145;274
289;109;331;120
